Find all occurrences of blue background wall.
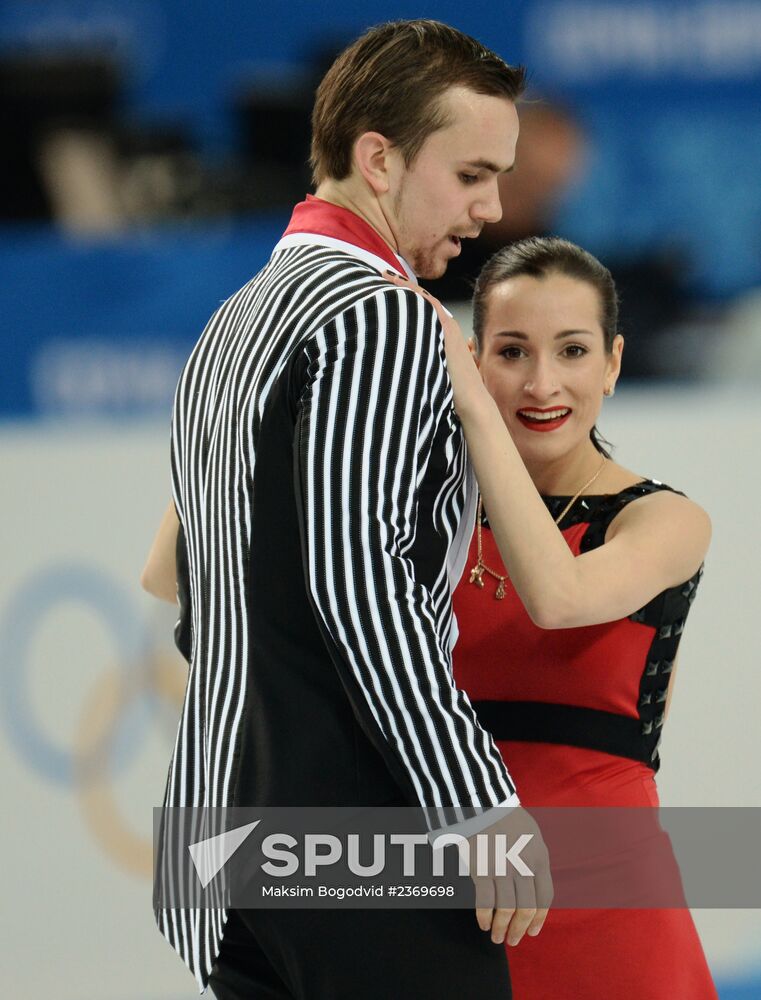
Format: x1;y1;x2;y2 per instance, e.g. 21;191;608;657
3;0;761;418
2;0;760;296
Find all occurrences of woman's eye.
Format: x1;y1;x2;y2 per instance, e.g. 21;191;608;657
500;346;525;360
563;344;588;358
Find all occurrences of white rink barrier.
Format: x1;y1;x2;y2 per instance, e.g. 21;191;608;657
0;384;759;998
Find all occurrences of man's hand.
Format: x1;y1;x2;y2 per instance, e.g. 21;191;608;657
468;806;553;946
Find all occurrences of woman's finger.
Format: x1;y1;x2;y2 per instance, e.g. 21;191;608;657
382;270;454;330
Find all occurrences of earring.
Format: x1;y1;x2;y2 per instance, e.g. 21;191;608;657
604;385;615;397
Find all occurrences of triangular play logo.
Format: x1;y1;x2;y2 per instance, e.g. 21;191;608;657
188;821;261;888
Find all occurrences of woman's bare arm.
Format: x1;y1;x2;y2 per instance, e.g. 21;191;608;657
384;273;711;629
140;500;179;604
447;313;710;627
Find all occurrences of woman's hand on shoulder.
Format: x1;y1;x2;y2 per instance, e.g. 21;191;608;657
382;271;488;417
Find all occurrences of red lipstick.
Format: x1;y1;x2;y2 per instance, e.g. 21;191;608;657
516;406;571;433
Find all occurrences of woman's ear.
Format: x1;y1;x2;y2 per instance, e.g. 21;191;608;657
605;333;624;392
467;337;480;368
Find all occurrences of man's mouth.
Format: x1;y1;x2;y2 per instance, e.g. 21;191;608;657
516;407;572;432
448;229;482;249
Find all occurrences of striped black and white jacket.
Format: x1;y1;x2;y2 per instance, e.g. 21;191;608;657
155;212;519;991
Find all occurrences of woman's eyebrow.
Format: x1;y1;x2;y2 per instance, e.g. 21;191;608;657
492;329;596;340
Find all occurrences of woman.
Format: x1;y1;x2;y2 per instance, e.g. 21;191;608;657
388;236;716;998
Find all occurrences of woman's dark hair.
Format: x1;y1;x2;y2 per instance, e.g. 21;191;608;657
472;236;619;458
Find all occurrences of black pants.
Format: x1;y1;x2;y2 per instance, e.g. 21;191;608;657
208;907;512;999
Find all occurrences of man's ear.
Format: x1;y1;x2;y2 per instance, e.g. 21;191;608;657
353;132;397;195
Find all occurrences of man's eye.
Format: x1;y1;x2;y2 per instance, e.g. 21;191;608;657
459;173;478;185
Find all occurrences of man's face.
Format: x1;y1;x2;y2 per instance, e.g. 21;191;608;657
385;87;519;279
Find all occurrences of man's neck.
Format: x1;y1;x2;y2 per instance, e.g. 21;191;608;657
314;179;400;259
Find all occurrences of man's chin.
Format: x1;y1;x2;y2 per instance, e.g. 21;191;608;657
416;259;448;281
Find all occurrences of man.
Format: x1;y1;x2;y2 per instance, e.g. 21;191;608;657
147;19;547;998
425;100;586;301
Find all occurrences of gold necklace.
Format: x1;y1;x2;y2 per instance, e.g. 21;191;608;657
469;456;607;600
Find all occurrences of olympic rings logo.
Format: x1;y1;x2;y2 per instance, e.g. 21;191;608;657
0;563;185;877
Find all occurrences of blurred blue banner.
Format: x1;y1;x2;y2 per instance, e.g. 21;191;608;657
3;1;760;142
0;218;286;418
2;1;761;417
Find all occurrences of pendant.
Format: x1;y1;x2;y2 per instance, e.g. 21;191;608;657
469;564;485;588
495;578;506;600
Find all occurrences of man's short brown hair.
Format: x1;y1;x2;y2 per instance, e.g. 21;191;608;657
310;19;526;185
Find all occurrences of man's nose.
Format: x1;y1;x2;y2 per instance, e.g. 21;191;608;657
472;179;503;225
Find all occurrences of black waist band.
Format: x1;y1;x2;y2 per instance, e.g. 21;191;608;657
472;700;660;772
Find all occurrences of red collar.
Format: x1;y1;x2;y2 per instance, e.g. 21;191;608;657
284;195;408;274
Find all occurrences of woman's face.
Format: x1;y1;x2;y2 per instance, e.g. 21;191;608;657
475;272;623;467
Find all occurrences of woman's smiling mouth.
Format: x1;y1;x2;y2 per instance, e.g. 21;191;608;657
516;407;572;432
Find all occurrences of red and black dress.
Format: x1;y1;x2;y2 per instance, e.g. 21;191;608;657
453;480;717;999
